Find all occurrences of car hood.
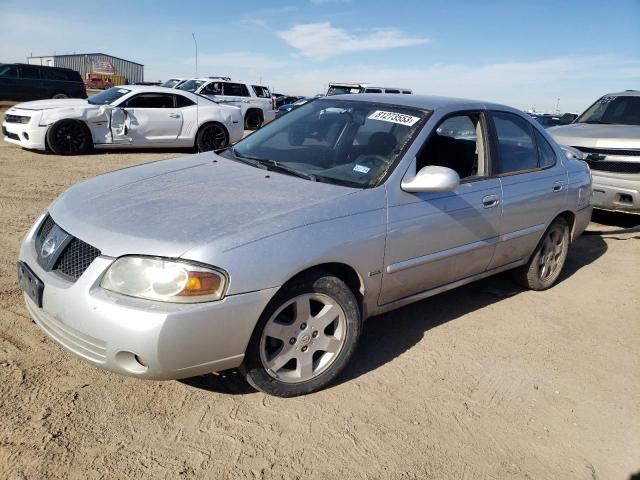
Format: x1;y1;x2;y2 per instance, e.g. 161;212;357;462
10;98;89;111
49;153;362;259
548;123;640;149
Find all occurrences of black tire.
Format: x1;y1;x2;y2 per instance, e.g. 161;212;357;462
244;110;263;130
512;217;570;291
195;122;228;152
52;93;69;99
242;271;361;397
46;119;92;155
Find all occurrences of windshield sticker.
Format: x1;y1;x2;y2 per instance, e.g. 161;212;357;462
599;95;617;104
117;89;129;94
353;164;371;174
368;110;420;126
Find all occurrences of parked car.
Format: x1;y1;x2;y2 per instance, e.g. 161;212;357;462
549;90;640;213
85;75;113;90
0;63;87;101
530;113;577;129
161;78;186;89
326;82;412;95
3;85;243;155
177;77;276;129
276;97;309;117
17;94;591;397
273;94;301;108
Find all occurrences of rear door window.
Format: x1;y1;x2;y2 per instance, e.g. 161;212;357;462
223;82;250;97
19;66;40;79
174;94;195;107
491;111;538;174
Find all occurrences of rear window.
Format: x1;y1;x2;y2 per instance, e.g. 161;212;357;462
252;85;271;98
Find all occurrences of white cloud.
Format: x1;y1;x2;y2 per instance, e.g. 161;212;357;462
277;22;429;60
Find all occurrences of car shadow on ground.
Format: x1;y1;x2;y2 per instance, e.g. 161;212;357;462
182;231;609;396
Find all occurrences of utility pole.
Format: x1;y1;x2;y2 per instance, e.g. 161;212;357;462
191;33;198;78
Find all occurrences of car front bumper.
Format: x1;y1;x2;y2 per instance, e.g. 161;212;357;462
591;171;640;213
2;120;47;150
19;215;278;380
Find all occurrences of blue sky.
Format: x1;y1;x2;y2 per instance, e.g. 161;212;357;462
1;0;639;112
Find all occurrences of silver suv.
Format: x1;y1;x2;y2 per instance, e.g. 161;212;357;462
549;90;640;213
177;77;276;130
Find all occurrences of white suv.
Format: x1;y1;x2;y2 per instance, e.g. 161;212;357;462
177;77;276;129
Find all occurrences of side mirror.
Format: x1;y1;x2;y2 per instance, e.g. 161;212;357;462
401;164;460;193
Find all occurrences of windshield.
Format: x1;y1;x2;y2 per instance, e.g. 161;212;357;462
293;98;308;106
87;87;131;105
576;95;640;126
225;99;426;188
161;79;181;88
177;80;205;93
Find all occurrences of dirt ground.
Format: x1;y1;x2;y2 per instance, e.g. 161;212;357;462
0;106;639;479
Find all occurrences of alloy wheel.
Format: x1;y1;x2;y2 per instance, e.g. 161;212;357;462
199;124;227;151
538;226;566;280
259;293;347;383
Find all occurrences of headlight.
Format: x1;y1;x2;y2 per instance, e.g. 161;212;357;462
101;257;227;303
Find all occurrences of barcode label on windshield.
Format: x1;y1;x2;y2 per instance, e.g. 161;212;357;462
368;110;420;126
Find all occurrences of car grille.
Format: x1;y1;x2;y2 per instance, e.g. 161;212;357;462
54;238;101;280
37;215;101;281
2;127;19;140
583;159;640;174
5;114;30;124
573;146;640;157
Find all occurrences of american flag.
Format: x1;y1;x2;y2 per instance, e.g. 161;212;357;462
92;61;115;75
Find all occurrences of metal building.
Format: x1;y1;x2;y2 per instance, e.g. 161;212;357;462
27;53;144;84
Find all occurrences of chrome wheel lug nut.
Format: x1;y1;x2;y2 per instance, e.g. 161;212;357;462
312;331;318;338
289;337;296;345
301;346;308;352
300;323;307;330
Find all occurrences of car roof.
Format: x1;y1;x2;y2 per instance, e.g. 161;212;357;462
602;90;640;97
323;93;519;113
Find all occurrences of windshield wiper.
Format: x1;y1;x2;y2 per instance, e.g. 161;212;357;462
255;159;317;181
231;149;316;181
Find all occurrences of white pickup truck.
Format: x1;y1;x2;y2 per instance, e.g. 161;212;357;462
177;77;276;130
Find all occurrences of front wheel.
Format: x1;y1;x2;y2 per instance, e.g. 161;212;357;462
242;271;361;397
195;123;228;152
46;119;92;155
512;217;570;290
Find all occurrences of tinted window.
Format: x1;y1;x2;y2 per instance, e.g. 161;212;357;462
174;94;195;107
19;66;40;79
126;93;174;108
223;82;249;97
364;88;382;93
534;129;556;168
252;85;271;98
385;89;400;94
0;65;18;77
201;82;221;95
418;114;486;179
492;112;537;173
177;79;205;92
402;90;412;94
42;68;76;81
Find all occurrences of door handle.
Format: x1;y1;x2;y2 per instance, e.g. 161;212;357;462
482;194;500;208
552;182;565;192
169;113;181;118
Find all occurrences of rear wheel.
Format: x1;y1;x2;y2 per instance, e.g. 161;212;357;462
244;110;263;130
195;123;228;152
242;271;361;397
512;217;570;290
46;119;92;155
52;93;69;99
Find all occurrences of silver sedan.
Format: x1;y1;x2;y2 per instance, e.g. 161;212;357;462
17;94;592;397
